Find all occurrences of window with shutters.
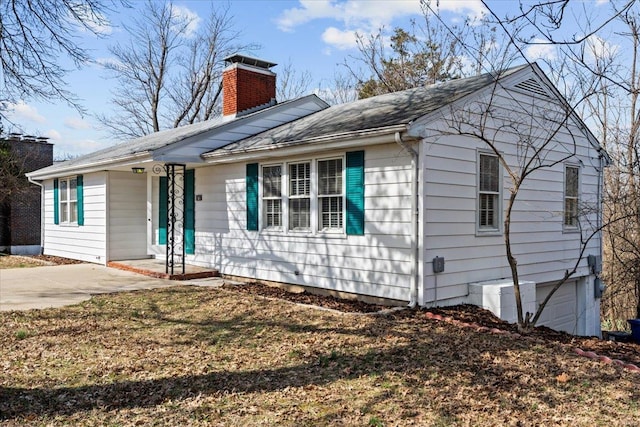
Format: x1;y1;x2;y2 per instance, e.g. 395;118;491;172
564;165;579;228
59;177;78;224
254;153;364;234
477;152;501;232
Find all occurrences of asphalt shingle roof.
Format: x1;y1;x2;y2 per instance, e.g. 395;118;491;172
206;66;527;155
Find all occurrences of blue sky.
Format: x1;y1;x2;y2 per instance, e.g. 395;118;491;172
3;0;608;157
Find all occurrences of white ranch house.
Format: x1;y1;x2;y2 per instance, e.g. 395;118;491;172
28;56;607;336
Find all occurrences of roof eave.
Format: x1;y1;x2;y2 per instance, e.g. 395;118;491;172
202;124;411;164
27;152;153;180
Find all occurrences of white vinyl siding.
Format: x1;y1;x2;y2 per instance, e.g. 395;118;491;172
188;144;413;303
418;72;602;310
43;172;107;263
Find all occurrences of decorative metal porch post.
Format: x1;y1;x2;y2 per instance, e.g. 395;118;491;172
165;163;186;275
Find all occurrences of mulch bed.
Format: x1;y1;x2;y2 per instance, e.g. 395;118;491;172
31;255;84;265
224;282;640;367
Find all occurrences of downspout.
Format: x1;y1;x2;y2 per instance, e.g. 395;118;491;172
27;176;44;254
395;132;420;307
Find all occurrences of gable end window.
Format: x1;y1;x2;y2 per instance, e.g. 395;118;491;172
478;153;501;231
54;176;84;225
564;165;579;228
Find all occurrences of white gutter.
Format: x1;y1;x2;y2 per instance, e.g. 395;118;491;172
394;132;420;308
203;125;408;164
27;151;153;180
27;176;45;254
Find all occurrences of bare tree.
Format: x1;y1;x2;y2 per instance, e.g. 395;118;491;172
317;71;359;106
479;0;640;328
0;0;122;122
99;1;254;139
344;2;504;99
273;60;312;102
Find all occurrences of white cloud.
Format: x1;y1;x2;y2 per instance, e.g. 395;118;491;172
277;1;485;51
277;0;422;33
321;27;359;50
525;38;557;61
172;5;201;38
6;101;47;124
93;57;125;71
64;116;93;130
585;35;619;63
45;129;62;140
434;0;486;21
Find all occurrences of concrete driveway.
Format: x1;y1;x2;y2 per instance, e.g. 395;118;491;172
0;264;181;311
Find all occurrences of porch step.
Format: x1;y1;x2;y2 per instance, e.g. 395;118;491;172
107;260;220;281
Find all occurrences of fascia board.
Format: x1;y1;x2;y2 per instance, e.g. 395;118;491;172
27;152;153;181
203;125;410;165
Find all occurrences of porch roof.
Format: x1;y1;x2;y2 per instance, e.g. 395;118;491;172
27;94;329;180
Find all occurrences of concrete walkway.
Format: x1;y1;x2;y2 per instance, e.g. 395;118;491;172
0;264;208;311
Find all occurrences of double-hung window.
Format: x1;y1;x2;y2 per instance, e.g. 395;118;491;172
59;177;78;224
564;165;579;228
478;153;501;231
318;158;343;230
248;151;364;235
289;162;311;230
262;165;282;229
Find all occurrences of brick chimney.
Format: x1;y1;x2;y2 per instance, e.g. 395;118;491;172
223;54;277;117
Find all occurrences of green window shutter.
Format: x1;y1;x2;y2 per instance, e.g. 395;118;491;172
345;151;365;235
159;176;167;245
185;169;195;254
76;175;84;226
246;163;259;231
53;178;59;225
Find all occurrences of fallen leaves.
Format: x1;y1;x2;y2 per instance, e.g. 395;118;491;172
0;285;638;426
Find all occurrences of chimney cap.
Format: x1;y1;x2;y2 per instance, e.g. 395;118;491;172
224;54;276;70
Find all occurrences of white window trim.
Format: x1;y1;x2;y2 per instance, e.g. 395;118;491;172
317;156;345;233
563;163;581;232
260;164;283;231
287;160;312;233
258;155;347;235
59;176;78;226
476;150;503;235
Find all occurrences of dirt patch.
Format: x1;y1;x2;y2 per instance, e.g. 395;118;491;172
0;254;83;269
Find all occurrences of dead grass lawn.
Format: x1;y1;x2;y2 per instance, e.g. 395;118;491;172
1;285;639;426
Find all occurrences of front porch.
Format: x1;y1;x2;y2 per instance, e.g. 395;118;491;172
108;259;219;281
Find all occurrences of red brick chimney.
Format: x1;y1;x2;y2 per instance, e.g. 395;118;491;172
223;55;277;117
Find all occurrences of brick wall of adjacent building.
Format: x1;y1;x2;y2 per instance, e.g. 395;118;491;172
0;136;53;252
